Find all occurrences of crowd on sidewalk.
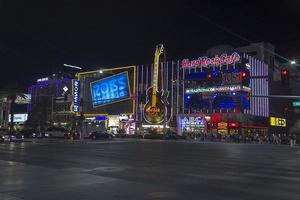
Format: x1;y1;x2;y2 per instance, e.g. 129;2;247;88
186;132;298;145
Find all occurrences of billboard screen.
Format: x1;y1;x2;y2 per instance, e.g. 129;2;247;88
270;117;286;127
90;72;130;107
8;114;28;123
15;94;31;104
77;66;136;116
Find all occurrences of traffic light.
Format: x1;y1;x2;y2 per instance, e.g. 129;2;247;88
240;70;250;86
281;69;289;85
206;73;213;86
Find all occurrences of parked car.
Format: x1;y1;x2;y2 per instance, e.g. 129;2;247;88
0;128;9;143
1;133;24;142
45;127;70;138
64;130;80;140
0;134;5;143
12;133;24;142
19;129;38;138
89;131;112;140
164;132;178;140
143;133;164;140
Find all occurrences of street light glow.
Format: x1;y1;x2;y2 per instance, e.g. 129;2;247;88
291;61;296;65
99;70;103;74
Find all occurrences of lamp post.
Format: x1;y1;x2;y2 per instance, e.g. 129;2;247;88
63;64;83;70
289;59;300;67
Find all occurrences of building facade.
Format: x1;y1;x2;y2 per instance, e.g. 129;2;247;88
0;97;10;128
27;74;73;129
59;45;273;136
133;51;269;135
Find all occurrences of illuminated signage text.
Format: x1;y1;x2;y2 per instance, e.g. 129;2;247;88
179;116;205;127
186;85;251;94
182;52;241;68
73;80;80;112
37;77;49;82
270;117;286;127
90;72;130;107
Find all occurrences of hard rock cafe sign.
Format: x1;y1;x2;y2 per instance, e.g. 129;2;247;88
182;52;241;68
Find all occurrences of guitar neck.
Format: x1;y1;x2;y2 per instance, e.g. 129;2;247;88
153;57;159;95
151;45;163;107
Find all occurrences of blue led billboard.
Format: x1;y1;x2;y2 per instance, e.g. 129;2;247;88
90;72;130;107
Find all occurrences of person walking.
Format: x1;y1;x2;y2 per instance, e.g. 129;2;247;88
290;134;295;147
292;134;297;146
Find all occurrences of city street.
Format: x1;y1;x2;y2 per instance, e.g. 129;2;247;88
0;139;300;199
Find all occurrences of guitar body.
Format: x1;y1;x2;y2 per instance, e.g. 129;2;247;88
143;87;166;124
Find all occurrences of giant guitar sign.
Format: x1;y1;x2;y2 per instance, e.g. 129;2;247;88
143;44;167;124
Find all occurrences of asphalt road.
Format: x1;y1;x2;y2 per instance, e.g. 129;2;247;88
0;139;300;200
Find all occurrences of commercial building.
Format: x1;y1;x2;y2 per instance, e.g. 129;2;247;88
132;49;269;136
27;73;73;129
0;97;9;128
66;44;273;136
1;95;30;130
74;66;136;136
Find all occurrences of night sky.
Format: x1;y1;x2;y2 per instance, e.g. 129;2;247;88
0;0;299;89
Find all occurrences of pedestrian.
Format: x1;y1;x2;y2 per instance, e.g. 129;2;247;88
290;134;294;147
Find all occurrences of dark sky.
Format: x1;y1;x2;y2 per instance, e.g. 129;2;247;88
0;0;299;89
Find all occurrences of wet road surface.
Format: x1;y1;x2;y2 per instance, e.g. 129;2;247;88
0;139;300;200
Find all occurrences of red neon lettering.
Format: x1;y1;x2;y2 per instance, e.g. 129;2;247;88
182;59;190;68
181;52;241;68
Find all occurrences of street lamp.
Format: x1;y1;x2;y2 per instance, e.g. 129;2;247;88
291;61;296;65
63;64;83;70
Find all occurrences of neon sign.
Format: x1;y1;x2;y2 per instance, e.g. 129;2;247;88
222;72;243;84
73;80;80;112
180;116;205;127
270;117;286;127
182;52;241;68
228;122;239;128
90;72;130;107
186;85;251;94
292;101;300;107
37;77;49;83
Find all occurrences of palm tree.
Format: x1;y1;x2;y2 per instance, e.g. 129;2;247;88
0;84;26;134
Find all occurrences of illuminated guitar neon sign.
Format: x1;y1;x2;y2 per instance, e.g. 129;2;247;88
143;44;167;124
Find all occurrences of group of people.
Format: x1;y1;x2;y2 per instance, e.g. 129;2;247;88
186;132;298;146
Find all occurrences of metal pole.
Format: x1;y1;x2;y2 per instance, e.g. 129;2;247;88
163;49;167;137
171;61;174;119
51;95;54;123
176;61;179;115
182;65;185;113
80;77;85;143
